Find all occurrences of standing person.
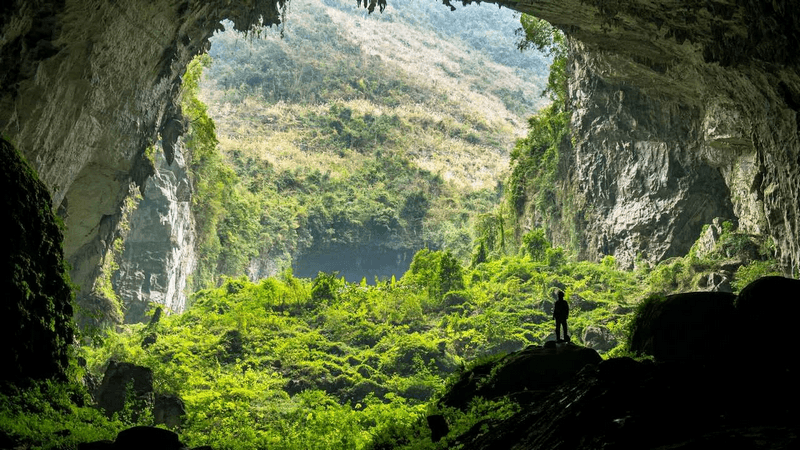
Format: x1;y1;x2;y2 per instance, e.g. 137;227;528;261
553;290;569;343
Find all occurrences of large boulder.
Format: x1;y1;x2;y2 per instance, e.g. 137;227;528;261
96;361;154;418
154;394;186;428
79;426;189;450
628;291;737;362
735;276;800;361
439;344;602;410
114;426;182;450
581;325;617;353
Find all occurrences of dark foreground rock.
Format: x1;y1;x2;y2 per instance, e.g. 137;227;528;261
628;291;737;362
79;426;211;450
96;361;154;418
448;354;798;450
439;343;602;411
434;277;799;449
736;276;800;356
629;276;800;368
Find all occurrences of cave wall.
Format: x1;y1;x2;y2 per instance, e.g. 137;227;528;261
113;142;195;324
558;42;736;267
503;0;800;272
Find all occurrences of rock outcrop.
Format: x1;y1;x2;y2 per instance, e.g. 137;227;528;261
114;144;195;323
95;361;154;418
628;276;799;362
439;343;602;411
628;291;738;362
78;426;197;450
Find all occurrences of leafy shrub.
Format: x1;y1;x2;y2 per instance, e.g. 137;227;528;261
522;228;549;261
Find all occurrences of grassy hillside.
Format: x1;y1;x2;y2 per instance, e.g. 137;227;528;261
195;0;550;283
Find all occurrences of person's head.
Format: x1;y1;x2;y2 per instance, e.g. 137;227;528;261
557;290;564;301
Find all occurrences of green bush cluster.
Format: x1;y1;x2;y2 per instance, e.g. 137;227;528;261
638;220;781;296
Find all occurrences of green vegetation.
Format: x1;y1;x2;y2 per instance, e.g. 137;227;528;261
637;220;781;295
182;54;266;289
506;14;573;253
0;137;784;450
0;379;122;448
69;238;644;449
1;225;781;448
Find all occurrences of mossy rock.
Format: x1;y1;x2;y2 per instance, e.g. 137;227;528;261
1;137;74;384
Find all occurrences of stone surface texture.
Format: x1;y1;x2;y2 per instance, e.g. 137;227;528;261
114;144;195;323
1;0;284;321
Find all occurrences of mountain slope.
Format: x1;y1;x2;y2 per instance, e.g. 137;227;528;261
196;0;551;282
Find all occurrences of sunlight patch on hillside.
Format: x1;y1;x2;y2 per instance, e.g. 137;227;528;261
202;92;511;190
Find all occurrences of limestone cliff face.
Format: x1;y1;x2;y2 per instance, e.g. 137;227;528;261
507;0;800;273
114;144;195;324
557;43;736;267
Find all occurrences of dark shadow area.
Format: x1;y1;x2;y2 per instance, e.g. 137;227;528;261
293;244;424;283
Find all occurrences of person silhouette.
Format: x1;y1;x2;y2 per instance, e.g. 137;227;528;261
553;290;569;343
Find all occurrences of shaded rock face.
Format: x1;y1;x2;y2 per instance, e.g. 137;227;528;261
114;145;195;323
96;361;154;418
154;394;186;429
629;277;799;363
450;355;798;450
0;137;74;384
78;426;185;450
735;275;800;356
628;291;737;362
581;325;616;352
439;343;602;411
